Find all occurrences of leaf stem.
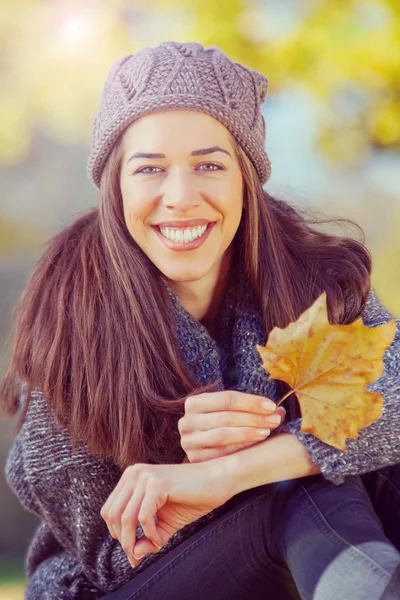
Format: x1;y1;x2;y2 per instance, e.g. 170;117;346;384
277;389;295;408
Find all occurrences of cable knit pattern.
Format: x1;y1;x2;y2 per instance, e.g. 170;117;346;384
5;274;400;598
86;41;271;187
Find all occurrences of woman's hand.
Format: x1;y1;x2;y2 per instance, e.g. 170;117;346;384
179;390;286;463
100;460;230;567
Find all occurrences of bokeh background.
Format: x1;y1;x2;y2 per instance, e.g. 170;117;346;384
1;0;399;597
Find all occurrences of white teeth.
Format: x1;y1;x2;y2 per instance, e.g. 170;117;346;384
159;224;209;244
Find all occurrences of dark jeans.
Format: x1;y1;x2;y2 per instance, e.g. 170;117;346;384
103;465;400;600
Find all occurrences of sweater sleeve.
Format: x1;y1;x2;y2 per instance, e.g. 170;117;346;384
4;391;169;598
24;521;96;600
5;431;94;600
281;288;400;485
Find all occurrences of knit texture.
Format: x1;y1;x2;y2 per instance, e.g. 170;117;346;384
87;41;271;187
5;273;400;599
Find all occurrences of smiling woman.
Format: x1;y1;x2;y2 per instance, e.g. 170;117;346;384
2;41;400;600
120;111;243;299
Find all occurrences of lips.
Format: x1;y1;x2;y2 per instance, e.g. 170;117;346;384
152;222;214;251
155;218;212;228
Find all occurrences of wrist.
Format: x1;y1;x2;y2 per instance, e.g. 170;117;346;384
214;434;321;497
205;454;237;502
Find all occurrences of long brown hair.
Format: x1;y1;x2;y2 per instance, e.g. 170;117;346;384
0;133;371;468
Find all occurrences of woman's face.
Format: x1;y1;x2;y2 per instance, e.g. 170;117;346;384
120;110;244;284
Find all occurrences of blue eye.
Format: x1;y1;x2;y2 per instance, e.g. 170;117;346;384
198;163;223;171
135;162;224;175
136;166;162;174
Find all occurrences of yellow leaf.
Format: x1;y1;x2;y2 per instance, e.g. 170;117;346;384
256;292;396;450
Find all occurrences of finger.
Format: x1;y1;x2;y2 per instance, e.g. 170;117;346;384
185;391;277;415
188;440;257;462
132;537;163;563
219;440;260;454
131;518;176;565
101;480;132;540
184;425;271;450
137;485;165;550
180;409;282;434
101;474;129;521
276;406;286;422
120;486;145;564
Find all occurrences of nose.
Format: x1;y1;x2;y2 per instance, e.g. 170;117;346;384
161;167;201;212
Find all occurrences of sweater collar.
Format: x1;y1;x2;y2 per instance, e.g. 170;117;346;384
162;269;237;388
162;269;277;400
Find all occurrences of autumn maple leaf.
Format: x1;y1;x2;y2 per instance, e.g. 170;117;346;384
256;292;396;450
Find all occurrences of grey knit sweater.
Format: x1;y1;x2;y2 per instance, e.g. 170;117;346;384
5;272;400;599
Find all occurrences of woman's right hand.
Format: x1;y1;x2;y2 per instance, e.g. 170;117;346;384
178;390;286;463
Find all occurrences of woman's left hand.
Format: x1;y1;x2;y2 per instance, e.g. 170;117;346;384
100;460;231;567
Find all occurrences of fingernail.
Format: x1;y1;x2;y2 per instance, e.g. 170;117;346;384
132;552;142;561
266;414;281;424
256;428;270;437
261;400;276;412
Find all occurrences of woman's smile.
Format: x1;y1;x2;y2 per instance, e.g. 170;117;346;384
152;222;215;252
120;110;244;284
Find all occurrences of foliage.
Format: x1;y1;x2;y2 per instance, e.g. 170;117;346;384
0;584;24;600
0;558;25;597
1;0;398;310
372;209;400;316
257;292;396;450
1;0;399;165
0;220;44;256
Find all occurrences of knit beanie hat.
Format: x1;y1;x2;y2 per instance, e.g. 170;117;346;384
87;41;271;188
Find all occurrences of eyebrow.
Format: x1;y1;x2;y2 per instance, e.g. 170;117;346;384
127;146;232;163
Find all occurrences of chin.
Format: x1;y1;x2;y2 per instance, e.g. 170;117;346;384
160;265;213;283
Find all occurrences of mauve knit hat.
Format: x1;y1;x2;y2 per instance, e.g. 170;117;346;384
87;41;271;188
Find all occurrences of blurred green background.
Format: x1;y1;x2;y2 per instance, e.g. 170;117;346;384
1;0;399;597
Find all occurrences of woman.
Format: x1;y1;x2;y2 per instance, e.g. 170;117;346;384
2;41;400;600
